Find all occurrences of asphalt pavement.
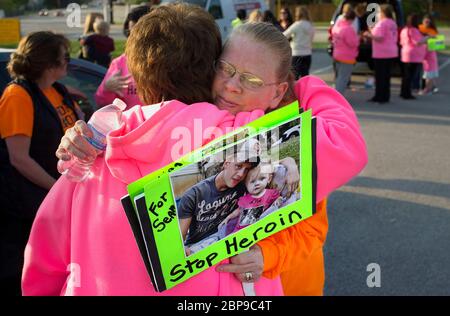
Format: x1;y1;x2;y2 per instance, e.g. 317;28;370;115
310;51;450;296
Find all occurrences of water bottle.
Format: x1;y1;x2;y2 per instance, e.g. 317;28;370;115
57;98;127;182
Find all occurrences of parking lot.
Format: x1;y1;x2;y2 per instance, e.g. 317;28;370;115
309;51;450;295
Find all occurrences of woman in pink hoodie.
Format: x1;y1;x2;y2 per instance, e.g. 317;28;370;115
399;14;429;100
332;8;360;95
94;5;151;109
23;6;367;296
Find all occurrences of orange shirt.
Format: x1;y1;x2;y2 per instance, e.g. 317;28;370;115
258;199;328;296
419;24;438;36
0;84;78;139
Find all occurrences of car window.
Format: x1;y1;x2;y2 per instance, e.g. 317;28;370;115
61;66;103;108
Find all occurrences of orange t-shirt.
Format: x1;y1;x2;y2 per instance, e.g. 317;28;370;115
258;199;329;296
419;24;438;36
0;84;78;139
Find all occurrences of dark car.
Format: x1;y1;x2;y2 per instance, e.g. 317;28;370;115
328;0;405;74
0;48;106;120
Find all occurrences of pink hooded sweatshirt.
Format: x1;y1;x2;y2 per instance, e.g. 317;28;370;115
22;76;367;296
400;27;427;63
332;19;360;63
95;54;142;109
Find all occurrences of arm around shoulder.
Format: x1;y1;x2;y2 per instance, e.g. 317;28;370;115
294;76;368;202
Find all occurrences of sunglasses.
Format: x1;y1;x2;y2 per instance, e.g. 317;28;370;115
214;59;278;90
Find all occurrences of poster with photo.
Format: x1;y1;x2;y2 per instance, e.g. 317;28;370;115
122;101;316;292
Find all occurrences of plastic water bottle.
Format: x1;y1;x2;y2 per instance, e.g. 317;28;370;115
57;98;127;182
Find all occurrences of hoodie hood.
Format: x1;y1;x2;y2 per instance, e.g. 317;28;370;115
105;100;264;184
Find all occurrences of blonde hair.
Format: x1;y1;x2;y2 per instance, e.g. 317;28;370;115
83;12;104;35
342;3;353;14
94;20;110;36
295;6;311;22
227;22;296;107
248;9;263;23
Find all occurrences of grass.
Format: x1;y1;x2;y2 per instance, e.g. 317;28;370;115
69;39;126;59
313;42;329;50
0;43;19;48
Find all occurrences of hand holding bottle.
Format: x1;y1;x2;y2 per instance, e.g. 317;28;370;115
57;99;127;182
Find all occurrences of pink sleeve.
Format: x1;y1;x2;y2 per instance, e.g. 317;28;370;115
22;177;75;296
94;55;123;107
294;76;368;202
410;28;424;46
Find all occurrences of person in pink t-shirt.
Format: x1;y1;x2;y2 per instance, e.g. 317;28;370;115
332;8;360;95
419;15;440;95
94;5;151;108
399;14;430;100
363;4;398;104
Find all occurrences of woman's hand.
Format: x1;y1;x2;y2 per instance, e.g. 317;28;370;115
216;245;264;283
104;70;132;97
55;120;98;162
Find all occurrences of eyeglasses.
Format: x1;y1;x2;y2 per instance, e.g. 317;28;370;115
214;59;278;90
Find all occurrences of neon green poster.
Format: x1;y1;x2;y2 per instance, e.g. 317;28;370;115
122;101;316;292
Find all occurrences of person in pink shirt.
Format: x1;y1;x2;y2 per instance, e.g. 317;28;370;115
332;8;360;95
94;5;151;109
399;14;431;99
23;8;367;296
363;4;398;104
419;15;440;95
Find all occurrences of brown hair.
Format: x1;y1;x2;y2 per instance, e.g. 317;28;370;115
228;22;296;106
125;3;222;105
83;12;104;35
423;14;438;33
7;31;70;81
344;8;356;21
380;4;395;20
295;6;311;22
406;14;419;29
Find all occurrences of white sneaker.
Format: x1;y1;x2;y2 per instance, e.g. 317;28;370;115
432;87;439;94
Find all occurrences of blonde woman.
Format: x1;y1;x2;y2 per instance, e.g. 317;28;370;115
78;12;104;59
283;6;315;79
248;9;263;23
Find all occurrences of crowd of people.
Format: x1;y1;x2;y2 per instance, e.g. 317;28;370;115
330;3;441;101
0;1;444;297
